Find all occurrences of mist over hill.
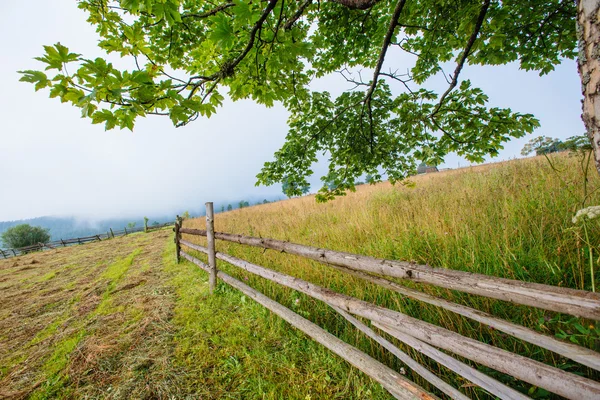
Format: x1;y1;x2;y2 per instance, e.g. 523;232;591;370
0;196;283;247
0;216;168;245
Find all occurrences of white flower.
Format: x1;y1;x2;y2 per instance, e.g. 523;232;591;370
572;206;600;224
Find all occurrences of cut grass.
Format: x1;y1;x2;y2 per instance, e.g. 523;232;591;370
1;227;383;399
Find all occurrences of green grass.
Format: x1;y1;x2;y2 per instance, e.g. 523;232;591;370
30;330;86;400
163;240;391;399
95;248;142;315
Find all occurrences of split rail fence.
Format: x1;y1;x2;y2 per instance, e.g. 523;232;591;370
0;222;173;259
176;202;600;400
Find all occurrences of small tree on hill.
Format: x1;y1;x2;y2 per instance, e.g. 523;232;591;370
227;204;233;211
522;135;592;157
1;224;50;248
561;135;592;152
521;136;561;156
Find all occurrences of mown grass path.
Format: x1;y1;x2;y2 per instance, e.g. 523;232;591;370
0;229;387;399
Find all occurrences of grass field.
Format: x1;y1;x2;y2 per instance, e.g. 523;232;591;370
0;231;387;399
1;153;599;399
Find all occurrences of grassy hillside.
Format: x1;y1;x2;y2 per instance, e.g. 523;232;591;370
2;153;599;399
182;153;600;398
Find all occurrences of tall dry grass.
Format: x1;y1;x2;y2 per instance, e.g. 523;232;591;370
183;153;600;398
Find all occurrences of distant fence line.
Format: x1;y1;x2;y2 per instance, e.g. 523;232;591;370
0;222;173;259
175;202;600;400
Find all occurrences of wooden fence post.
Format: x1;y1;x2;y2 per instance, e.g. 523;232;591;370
11;249;16;256
61;239;66;247
206;202;217;294
0;249;6;258
175;215;181;263
110;228;115;238
124;227;128;235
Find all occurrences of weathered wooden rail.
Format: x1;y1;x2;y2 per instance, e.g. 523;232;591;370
176;202;600;400
0;222;173;259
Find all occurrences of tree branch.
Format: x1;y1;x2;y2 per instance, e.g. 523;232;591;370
284;0;312;30
364;0;408;105
181;3;235;19
430;0;491;117
188;0;279;97
331;0;382;10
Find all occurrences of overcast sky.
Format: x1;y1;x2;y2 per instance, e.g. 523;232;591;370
0;2;584;221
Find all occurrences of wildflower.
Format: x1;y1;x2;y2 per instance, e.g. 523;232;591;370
572;206;600;224
294;298;300;305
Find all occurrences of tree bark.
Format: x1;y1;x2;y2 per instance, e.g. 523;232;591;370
578;0;600;173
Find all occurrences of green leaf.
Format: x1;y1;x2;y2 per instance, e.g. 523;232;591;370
210;14;236;49
19;70;50;91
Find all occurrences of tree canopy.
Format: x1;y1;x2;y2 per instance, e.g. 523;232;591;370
1;224;51;249
20;0;579;200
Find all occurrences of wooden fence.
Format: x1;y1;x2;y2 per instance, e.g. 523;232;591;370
0;222;173;259
176;202;600;400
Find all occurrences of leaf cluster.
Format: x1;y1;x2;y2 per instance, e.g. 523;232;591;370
20;0;577;199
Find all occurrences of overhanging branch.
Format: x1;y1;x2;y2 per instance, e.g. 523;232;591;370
431;0;491;117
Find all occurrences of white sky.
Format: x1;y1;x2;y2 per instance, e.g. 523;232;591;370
0;1;584;221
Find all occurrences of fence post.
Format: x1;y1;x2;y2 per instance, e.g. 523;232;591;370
175;215;181;263
206;202;217;294
110;228;115;238
124;227;128;235
0;249;6;258
11;249;16;256
61;239;66;247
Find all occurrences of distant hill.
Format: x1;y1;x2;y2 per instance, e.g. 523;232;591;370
0;216;171;246
0;197;284;247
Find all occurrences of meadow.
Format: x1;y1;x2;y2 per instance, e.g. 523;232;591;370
1;152;599;399
182;152;600;398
